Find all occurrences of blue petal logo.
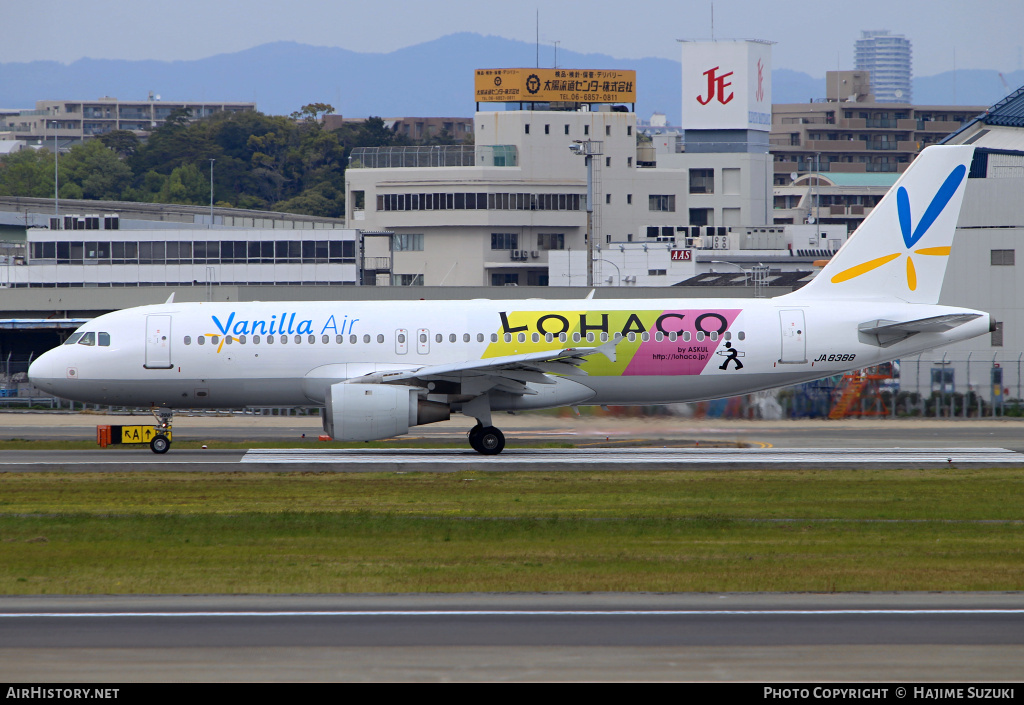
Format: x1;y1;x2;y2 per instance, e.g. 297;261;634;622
898;164;966;249
832;163;966;291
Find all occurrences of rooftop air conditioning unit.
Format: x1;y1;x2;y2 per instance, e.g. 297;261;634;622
530;250;539;258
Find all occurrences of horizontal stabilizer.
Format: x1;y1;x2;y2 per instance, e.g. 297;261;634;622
858;313;982;347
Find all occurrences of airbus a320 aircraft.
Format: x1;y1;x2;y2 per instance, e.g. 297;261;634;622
29;145;992;454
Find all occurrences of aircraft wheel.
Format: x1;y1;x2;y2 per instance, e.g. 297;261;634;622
468;424;483;452
150;434;171;454
475;426;505;455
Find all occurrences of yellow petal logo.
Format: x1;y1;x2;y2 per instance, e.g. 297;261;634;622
831;164;966;291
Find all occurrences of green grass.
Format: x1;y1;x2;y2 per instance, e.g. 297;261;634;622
0;470;1022;594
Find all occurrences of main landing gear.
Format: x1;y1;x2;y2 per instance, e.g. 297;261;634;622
468;424;505;455
149;407;173;454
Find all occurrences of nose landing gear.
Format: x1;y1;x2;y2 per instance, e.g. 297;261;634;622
149;407;173;454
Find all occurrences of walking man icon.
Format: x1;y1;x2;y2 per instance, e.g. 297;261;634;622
719;341;744;371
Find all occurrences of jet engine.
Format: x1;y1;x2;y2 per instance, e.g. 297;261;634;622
322;382;450;441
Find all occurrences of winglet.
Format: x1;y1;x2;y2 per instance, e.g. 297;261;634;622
585;289;596;300
594;336;619;363
164;292;175;304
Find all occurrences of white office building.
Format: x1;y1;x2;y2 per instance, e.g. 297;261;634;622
344;41;775;288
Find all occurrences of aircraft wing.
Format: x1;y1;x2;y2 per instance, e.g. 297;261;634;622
858;313;982;347
345;338;618;396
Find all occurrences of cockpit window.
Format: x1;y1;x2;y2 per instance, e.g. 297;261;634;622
64;332;84;346
98;332;110;347
78;332;96;346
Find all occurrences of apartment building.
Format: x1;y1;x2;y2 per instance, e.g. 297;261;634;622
770;71;983;185
0;97;256;145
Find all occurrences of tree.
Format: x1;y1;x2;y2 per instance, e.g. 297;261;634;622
290;103;335;122
98;130;140;158
60;140;133;200
0;149;54;198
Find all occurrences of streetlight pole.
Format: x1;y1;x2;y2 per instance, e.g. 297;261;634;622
596;258;620;286
208;159;215;226
52;121;59;225
569;140;603;287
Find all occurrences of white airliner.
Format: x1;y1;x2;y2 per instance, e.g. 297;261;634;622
29;145;991;454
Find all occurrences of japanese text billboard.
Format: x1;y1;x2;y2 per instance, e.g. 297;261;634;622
475;68;637;104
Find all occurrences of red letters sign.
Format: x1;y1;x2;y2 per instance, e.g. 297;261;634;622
670;250;692;261
696;66;734;106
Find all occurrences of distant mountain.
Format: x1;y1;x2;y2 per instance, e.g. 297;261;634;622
1;34;1019;125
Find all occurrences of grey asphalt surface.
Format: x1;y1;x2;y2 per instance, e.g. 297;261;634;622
3;413;1023;681
1;594;1022;682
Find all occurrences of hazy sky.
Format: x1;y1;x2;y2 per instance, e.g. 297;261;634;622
10;0;1024;77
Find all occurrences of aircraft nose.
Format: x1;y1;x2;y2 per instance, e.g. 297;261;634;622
28;349;62;395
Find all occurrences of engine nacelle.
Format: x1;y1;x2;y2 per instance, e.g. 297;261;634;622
322;382;449;441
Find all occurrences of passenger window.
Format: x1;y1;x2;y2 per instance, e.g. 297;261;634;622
436;334;443;343
280;335;287;345
253;335;260;344
238;335;246;344
559;333;567;343
322;335;329;344
655;332;663;342
627;333;636;342
225;336;233;345
696;332;705;342
377;334;384;344
336;335;343;344
211;336;220;345
449;334;456;343
294;335;301;344
641;332;649;342
99;332;110;346
738;331;746;341
572;333;581;343
668;332;677;342
398;334;406;344
198;336;206;346
531;333;539;343
600;333;608;342
586;333;595;343
184;336;191;346
463;333;470;343
307;335;314;344
504;334;511;343
683;331;691;342
363;334;371;344
64;332;84;345
710;331;718;341
545;333;552;343
267;335;274;344
491;334;498;342
477;333;485;343
350;335;357;344
518;333;526;343
78;332;96;346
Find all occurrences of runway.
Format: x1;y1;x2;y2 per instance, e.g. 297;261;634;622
1;594;1022;681
2;446;1023;471
3;414;1023;681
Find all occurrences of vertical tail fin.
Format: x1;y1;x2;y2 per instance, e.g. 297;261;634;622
786;145;975;304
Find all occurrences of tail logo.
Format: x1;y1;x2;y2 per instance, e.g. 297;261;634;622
831;163;966;291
